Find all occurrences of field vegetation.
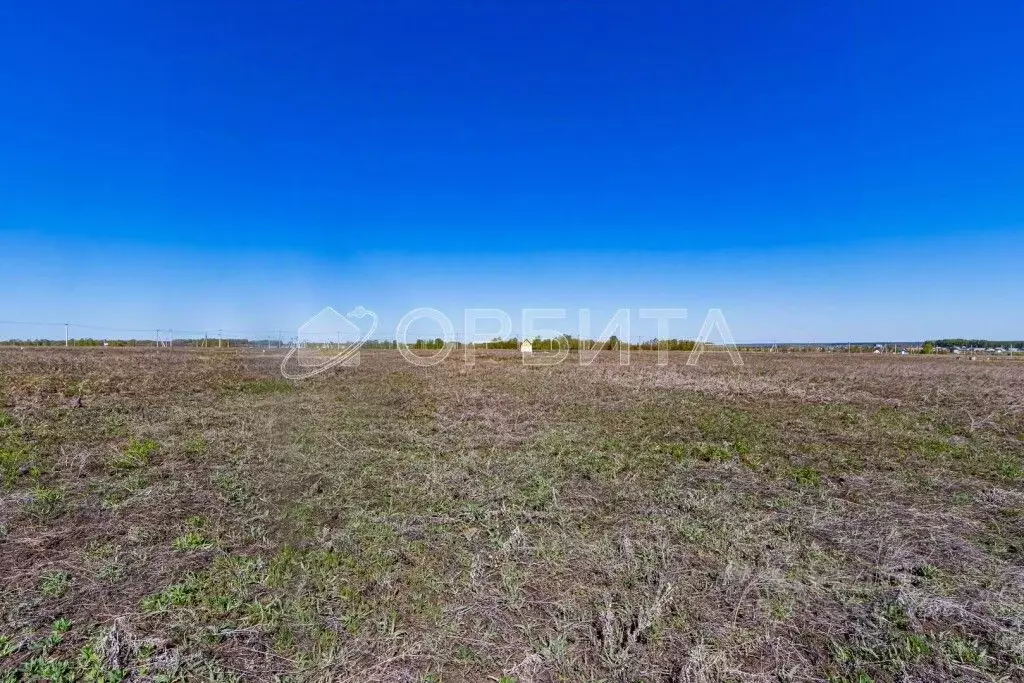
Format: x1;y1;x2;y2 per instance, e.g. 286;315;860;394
1;348;1022;681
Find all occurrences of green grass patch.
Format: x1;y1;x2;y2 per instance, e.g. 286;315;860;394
172;530;212;551
945;635;987;666
172;517;213;550
141;574;205;613
25;486;67;520
792;466;822;487
40;571;71;598
107;437;158;471
182;435;208;455
1;445;32;488
1;624;130;682
996;456;1022;480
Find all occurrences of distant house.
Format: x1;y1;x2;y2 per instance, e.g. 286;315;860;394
520;339;533;354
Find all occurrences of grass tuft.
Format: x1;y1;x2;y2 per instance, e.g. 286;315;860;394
40;571;71;598
106;437;158;470
25;486;67;520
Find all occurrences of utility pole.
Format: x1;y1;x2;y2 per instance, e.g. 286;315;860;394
169;329;173;349
218;329;222;349
156;329;161;348
65;323;69;347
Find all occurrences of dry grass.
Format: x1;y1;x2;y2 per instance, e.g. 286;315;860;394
1;347;1022;681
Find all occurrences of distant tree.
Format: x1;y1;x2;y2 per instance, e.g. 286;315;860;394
922;341;936;355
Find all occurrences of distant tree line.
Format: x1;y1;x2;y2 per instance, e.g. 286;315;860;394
0;338;146;347
466;336;698;351
301;336;700;351
0;336;706;350
929;339;1024;349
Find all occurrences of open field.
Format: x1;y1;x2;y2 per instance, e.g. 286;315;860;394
1;348;1022;682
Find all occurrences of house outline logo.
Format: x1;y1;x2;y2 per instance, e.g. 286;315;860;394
280;306;378;379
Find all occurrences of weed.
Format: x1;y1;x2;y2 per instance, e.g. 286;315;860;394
183;435;208;455
455;645;479;662
912;436;970;461
26;486;67;520
40;571;71;598
107;437;158;470
21;656;75;680
141;575;204;613
684;441;735;462
946;636;987;666
996;457;1022;480
521;474;556;510
0;445;31;488
2;628;128;682
792;466;822;487
892;633;932;662
827;672;876;683
0;635;16;659
172;530;212;551
880;602;910;630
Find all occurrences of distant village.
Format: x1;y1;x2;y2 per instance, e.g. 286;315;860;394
741;340;1023;355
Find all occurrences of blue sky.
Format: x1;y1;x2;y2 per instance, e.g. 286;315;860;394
2;1;1022;342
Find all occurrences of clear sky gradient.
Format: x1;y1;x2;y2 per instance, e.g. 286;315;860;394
2;1;1022;342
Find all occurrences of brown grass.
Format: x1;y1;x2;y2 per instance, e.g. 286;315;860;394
1;348;1022;681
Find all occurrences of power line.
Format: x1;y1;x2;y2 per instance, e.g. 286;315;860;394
0;320;297;338
0;319;302;343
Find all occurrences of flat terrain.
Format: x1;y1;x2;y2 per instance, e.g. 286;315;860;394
1;348;1022;682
